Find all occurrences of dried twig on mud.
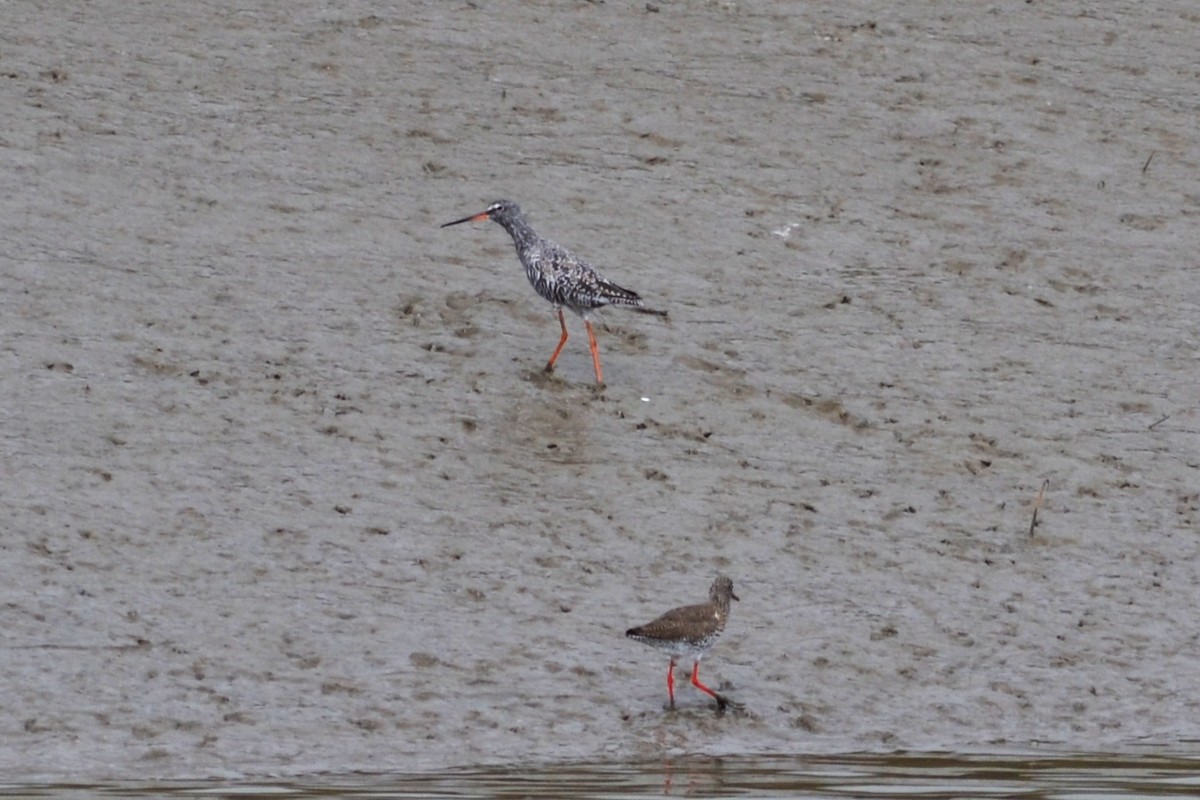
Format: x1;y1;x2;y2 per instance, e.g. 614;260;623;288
1029;479;1049;537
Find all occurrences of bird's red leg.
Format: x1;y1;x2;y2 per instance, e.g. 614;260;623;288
585;319;604;386
667;658;676;710
690;661;728;710
545;309;569;373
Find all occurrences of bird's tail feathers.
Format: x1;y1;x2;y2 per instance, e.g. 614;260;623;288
595;277;668;319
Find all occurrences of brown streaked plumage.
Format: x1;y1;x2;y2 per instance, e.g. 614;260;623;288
625;576;739;711
440;199;666;387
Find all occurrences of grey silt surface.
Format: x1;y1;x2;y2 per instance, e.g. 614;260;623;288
3;0;1200;782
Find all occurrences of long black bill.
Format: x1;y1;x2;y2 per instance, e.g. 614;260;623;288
440;211;489;228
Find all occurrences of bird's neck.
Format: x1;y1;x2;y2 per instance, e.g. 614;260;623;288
497;216;539;252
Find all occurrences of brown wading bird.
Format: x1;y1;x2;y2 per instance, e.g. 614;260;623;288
440;200;667;387
626;576;740;711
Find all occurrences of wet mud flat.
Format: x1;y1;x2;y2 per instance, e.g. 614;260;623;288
2;0;1198;782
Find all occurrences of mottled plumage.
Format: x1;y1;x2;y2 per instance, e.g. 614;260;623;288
626;576;739;711
441;199;665;386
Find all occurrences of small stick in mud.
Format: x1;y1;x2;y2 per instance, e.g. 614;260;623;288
1142;151;1156;174
1029;479;1049;537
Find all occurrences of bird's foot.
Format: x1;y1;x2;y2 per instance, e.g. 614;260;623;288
713;693;745;715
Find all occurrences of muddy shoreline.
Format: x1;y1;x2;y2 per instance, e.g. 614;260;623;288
3;0;1198;780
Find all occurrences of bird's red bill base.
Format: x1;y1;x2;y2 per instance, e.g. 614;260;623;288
440;210;492;228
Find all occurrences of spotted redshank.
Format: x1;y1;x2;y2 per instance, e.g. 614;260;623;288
440;200;666;387
626;576;739;711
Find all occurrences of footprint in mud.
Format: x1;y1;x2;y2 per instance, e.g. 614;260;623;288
598;314;667;355
676;353;756;398
437;291;487;339
395;293;425;327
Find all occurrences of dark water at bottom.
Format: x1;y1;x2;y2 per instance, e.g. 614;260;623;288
7;751;1200;799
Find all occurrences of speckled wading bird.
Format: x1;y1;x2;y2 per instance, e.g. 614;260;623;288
440;200;666;387
626;576;739;711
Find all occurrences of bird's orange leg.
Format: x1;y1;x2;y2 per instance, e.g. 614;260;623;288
584;319;604;386
689;660;719;700
690;661;729;711
667;658;677;710
545;309;569;373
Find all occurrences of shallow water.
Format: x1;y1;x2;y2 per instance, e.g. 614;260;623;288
9;752;1200;799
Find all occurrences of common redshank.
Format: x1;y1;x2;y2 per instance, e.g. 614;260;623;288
440;200;666;387
626;576;739;711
